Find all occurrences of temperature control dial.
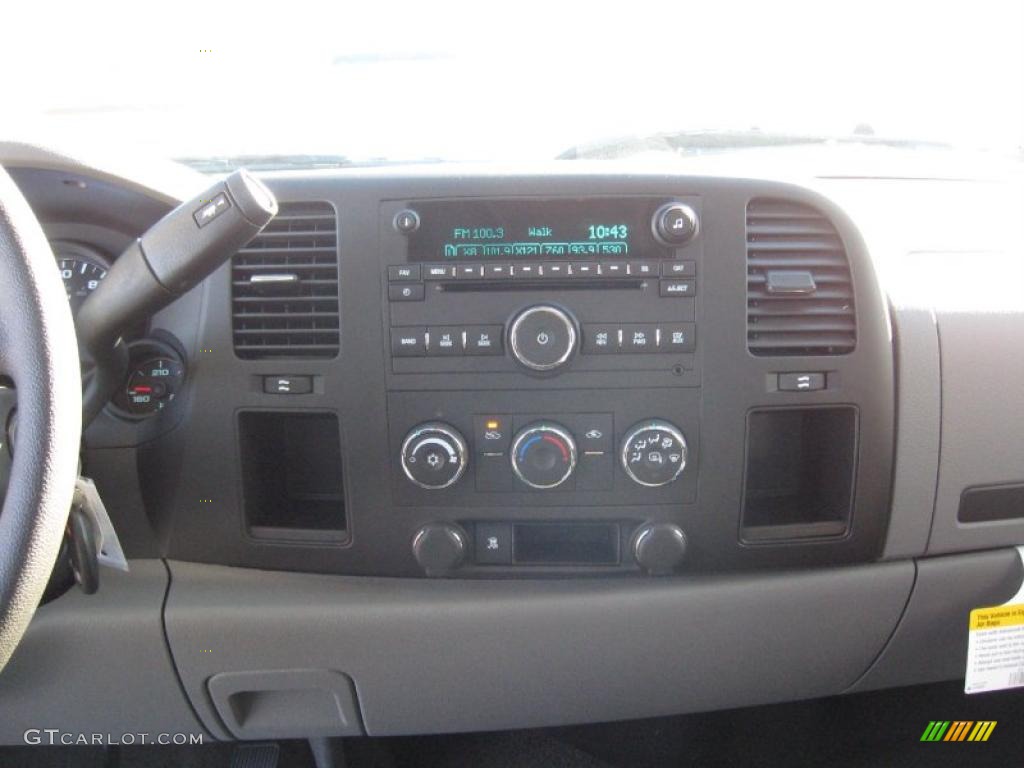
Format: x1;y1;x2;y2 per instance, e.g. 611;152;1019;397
511;422;577;490
621;421;688;487
508;305;577;372
401;423;468;490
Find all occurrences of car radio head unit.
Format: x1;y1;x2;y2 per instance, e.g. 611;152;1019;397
405;198;676;261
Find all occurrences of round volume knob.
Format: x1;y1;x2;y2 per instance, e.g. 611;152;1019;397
621;420;688;487
653;202;699;245
511;422;577;490
401;422;468;490
508;305;577;371
633;523;688;575
412;522;467;576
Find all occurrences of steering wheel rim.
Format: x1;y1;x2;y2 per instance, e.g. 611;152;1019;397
0;166;81;671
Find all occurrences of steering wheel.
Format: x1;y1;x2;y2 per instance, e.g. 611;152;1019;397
0;167;82;671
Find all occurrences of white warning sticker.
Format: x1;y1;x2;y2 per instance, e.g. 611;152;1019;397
965;546;1024;694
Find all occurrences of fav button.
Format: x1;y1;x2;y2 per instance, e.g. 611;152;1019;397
388;264;421;281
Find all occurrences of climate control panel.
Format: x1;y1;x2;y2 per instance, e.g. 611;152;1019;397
396;411;693;499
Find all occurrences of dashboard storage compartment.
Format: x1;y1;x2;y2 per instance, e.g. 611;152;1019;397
238;411;346;540
512;522;620;565
741;407;857;542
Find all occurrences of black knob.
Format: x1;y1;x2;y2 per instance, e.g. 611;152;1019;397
401;423;468;490
511;422;577;490
653;203;698;245
633;523;687;575
412;522;467;576
393;209;420;234
621;420;688;487
508;305;577;372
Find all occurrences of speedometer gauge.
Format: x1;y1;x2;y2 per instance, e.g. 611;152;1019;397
52;241;109;314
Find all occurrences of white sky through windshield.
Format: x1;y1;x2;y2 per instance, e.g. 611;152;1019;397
4;0;1022;163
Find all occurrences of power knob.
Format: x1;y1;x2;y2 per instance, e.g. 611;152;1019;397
508;305;577;372
412;522;467;577
632;523;688;575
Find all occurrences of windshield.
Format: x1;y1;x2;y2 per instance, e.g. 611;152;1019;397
4;1;1022;169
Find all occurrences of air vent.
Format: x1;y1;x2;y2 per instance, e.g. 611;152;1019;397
746;198;856;356
232;201;339;359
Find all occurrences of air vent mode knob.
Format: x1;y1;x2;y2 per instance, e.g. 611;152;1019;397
632;523;688;575
621;420;688;487
653;202;699;245
412;522;467;576
508;305;577;372
401;422;468;490
511;422;577;490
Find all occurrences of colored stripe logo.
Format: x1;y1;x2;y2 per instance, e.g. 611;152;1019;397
920;721;996;742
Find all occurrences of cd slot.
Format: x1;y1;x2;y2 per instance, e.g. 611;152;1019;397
441;279;645;292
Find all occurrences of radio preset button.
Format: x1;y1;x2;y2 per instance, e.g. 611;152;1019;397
512;263;542;279
602;262;628;278
483;263;513;279
572;262;599;278
508;305;577;371
543;262;570;278
659;279;696;297
388;283;425;302
456;264;483;279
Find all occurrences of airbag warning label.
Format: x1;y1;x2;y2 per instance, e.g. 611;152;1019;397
965;546;1024;694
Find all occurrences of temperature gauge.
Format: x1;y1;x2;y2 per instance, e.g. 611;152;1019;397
109;341;186;419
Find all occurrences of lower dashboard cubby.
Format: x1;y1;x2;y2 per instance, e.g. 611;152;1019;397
238;411;347;541
741;406;857;543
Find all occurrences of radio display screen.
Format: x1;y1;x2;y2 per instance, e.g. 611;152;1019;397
405;198;671;261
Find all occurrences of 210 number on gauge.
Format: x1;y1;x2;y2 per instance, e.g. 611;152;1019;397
111;357;184;417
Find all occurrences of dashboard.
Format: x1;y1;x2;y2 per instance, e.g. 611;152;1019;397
1;150;1023;741
21;170;896;577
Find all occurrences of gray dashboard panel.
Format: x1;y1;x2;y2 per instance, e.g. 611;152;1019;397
883;304;941;559
0;560;205;744
164;560;913;737
930;308;1024;554
850;548;1023;692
